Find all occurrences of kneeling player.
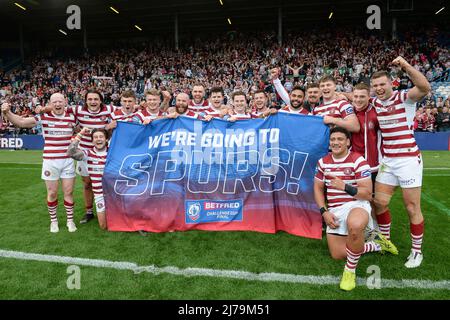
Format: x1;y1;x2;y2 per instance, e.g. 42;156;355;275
68;128;109;229
314;127;396;291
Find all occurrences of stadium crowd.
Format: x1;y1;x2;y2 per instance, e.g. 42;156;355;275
0;27;449;135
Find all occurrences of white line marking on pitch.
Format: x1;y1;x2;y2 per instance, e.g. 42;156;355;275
0;162;41;165
0;249;449;290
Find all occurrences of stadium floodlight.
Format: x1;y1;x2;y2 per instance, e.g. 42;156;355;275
135;25;142;31
59;29;67;36
227;18;232;25
435;7;445;14
14;2;26;10
219;0;224;5
329;12;334;19
110;6;119;14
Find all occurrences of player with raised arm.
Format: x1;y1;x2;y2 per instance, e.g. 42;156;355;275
277;86;310;115
68;128;109;229
1;93;77;233
314;127;396;291
270;68;321;112
371;56;431;268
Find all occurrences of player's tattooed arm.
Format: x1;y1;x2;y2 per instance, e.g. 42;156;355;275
67;127;89;161
67;140;85;161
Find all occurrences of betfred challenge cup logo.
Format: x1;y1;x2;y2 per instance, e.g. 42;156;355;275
188;202;201;221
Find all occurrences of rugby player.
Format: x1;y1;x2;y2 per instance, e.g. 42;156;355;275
314;127;396;291
133;89;166;124
371;56;431;268
68;128;109;229
2;93;77;233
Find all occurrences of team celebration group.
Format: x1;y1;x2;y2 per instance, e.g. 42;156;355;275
1;55;431;291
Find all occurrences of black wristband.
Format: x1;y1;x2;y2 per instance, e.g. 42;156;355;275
319;207;327;215
344;184;358;196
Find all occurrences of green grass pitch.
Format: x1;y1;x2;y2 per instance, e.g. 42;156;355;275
0;150;449;299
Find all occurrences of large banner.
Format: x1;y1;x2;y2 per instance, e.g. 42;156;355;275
103;113;329;239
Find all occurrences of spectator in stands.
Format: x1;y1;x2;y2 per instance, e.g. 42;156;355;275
424;107;436;132
414;107;426;132
436;96;444;109
1;26;448;135
436;106;450;132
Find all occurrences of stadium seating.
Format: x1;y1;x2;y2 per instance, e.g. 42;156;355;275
432;81;450;100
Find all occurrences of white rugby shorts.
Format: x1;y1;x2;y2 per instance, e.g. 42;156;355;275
376;155;423;188
76;160;89;177
41;158;75;181
326;200;374;236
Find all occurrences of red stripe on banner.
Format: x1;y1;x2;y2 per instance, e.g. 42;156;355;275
106;199;323;240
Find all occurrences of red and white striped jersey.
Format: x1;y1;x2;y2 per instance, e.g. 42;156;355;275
188;99;211;112
110;108;135;122
34;111;76;160
204;107;224;119
313;99;354;118
250;109;267;118
315;151;372;209
371;90;419;158
279;106;310;115
231;113;257;120
71;104;115;150
83;148;107;196
133;109;165;124
180;109;200;119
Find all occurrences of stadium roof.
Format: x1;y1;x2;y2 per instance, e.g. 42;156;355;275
0;0;448;43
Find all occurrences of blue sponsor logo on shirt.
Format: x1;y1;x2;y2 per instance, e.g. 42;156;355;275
346;106;354;115
361;169;371;178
